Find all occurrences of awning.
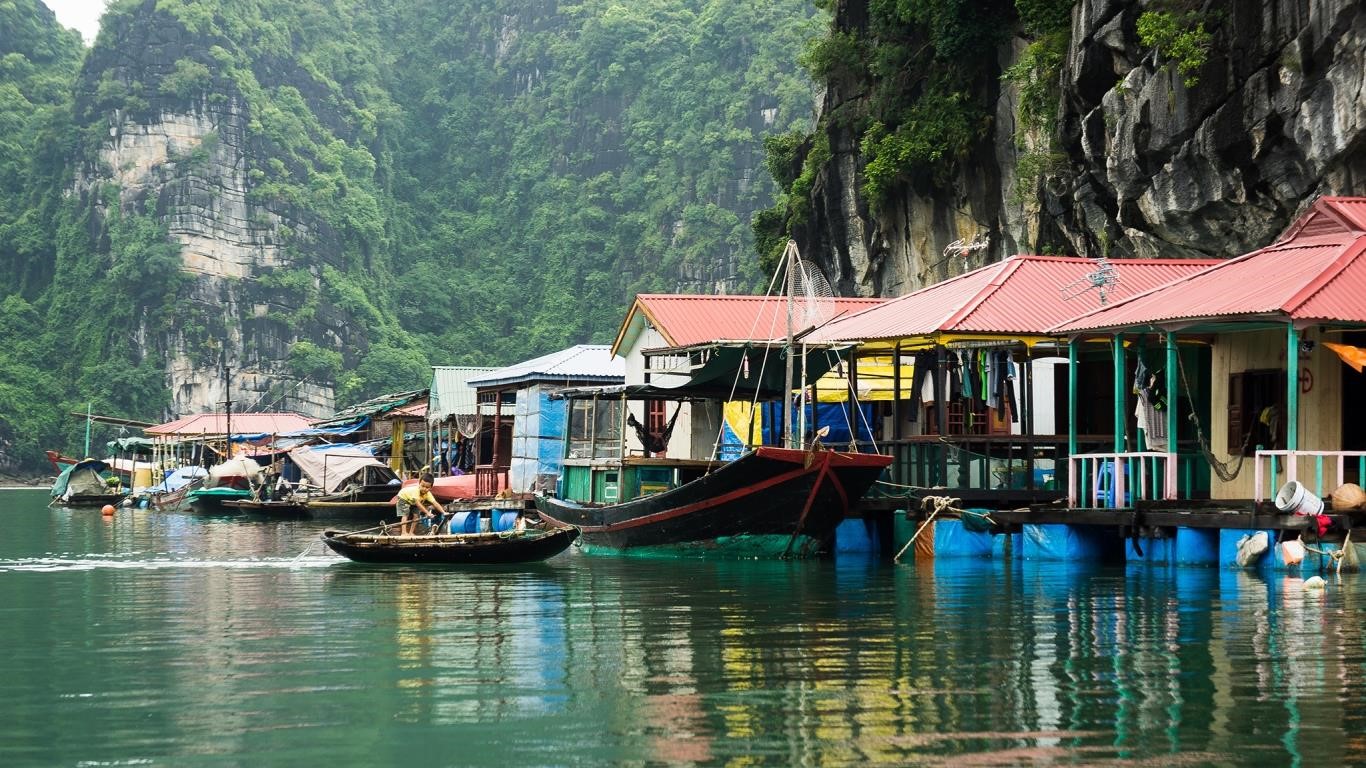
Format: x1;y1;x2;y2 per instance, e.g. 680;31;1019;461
633;341;852;400
288;444;386;493
279;418;370;438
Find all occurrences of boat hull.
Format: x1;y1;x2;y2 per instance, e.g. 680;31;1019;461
219;499;310;517
55;493;129;508
149;478;204;513
320;526;579;564
187;488;252;514
535;447;890;557
302;484;399;519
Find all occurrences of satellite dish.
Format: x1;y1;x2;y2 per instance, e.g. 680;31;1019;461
1061;256;1120;305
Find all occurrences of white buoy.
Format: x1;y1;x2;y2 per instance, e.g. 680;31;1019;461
1303;575;1326;591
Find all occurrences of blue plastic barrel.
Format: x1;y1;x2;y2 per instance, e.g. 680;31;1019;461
448;511;480;534
493;510;520;532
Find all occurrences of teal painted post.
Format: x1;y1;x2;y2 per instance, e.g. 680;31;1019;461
1166;333;1178;497
1286;324;1299;452
1068;339;1079;501
1113;335;1125;453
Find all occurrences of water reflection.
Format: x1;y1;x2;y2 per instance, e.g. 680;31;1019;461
2;489;1366;765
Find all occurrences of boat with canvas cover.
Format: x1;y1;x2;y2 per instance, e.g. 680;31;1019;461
290;444;402;518
49;459;129;508
186;457;262;514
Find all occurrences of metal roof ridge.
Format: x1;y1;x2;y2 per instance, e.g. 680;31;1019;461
1281;236;1366;316
940;258;1022;330
1048;254;1263;333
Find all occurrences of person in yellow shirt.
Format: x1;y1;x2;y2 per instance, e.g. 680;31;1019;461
397;472;446;535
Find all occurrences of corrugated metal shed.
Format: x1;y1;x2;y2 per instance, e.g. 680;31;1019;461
805;255;1219;343
468;345;625;390
145;412;314;437
1055;197;1366;332
612;294;884;356
428;366;496;422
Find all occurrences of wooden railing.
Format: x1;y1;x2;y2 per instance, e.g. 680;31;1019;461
475;464;509;497
1068;451;1178;509
1254;450;1366;502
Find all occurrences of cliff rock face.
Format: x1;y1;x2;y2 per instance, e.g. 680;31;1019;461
802;0;1366;296
73;4;366;418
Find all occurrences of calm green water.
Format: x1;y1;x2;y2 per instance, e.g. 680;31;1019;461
2;488;1365;766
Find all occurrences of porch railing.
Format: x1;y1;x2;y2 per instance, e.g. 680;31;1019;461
475;464;509;497
1254;450;1366;502
1068;451;1178;509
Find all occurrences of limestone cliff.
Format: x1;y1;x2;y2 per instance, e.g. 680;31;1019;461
71;1;376;418
797;0;1366;296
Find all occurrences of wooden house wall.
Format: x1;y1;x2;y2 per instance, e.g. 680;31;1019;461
621;325;704;459
1209;327;1343;499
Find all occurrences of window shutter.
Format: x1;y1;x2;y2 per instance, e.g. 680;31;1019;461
1227;372;1245;455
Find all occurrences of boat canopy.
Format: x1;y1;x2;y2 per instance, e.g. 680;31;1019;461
150;466;208;493
621;341;854;400
50;459;112;498
288;444;391;493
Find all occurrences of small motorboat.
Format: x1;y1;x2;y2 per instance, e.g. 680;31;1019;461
319;525;579;565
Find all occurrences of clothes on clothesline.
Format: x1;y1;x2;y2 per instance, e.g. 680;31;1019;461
906;348;1018;423
1133;356;1168;451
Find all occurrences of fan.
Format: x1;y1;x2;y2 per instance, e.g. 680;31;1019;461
779;240;836;332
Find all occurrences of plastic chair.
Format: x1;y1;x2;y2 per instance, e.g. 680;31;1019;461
1096;460;1130;507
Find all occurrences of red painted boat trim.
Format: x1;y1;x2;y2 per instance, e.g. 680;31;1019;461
541;449;891;535
550;461;816;534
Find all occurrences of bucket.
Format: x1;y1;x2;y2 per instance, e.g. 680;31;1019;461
1274;480;1324;516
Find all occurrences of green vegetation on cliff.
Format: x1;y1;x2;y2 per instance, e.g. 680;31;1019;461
0;0;821;470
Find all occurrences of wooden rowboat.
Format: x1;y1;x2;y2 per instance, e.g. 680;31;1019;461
319;526;579;564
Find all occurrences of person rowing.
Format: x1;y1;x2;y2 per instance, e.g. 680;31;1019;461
397;472;447;535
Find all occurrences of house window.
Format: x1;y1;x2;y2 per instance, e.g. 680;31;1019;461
646;399;668;434
1227;369;1286;457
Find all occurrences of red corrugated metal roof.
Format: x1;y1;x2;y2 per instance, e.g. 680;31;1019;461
613;294;884;354
806;255;1219;342
1056;196;1366;332
146;412;314;436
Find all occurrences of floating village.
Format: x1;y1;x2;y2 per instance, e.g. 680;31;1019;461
46;195;1366;574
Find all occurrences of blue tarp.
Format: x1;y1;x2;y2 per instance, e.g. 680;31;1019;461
150;466;208;493
278;418;369;438
761;402;874;446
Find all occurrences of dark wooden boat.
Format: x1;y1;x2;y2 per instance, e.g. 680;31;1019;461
535;446;892;557
57;492;129;508
219;498;310;516
320;526;579;564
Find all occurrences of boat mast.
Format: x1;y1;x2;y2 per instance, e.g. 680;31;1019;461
783;240;796;449
222;357;233;462
83;402;92;457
